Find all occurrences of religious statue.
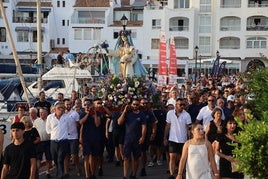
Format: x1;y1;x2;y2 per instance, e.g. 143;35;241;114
109;30;147;78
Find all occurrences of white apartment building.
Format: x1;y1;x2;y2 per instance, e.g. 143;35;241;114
0;0;267;76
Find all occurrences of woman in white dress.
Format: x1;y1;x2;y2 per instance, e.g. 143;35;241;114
176;123;220;179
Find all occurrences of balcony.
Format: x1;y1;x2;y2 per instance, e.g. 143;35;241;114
71;11;106;24
220;0;241;8
169;26;189;31
72;17;105;24
169;17;189;32
13;16;48;23
220;25;240;31
247;25;268;31
247;16;268;31
219;37;240;49
248;0;268;7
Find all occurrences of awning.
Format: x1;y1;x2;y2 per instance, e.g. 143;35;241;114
30;27;45;32
17;7;51;12
15;27;30;32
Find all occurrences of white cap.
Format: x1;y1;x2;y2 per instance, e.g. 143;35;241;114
227;95;235;102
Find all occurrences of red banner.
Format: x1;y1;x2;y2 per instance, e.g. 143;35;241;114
168;36;177;86
157;31;167;87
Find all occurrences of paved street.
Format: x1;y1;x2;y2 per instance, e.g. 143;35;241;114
39;156;170;179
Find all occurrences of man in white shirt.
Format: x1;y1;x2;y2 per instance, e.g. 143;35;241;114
196;95;225;131
164;98;192;179
46;102;70;179
63;99;81;177
33;107;52;178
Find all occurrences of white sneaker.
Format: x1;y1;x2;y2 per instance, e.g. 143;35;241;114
147;161;154;167
157;160;163;166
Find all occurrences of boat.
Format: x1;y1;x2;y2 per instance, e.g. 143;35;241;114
25;65;93;100
0;63;40;79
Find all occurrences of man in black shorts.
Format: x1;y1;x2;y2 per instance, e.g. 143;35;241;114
118;99;147;179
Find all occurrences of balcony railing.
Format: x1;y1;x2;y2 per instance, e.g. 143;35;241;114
248;3;268;7
247;25;268;31
169;26;189;31
13;17;48;23
220;25;240;31
71;17;105;24
219;45;240;49
220;4;241;8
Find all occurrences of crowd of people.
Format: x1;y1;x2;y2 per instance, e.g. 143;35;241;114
0;73;250;179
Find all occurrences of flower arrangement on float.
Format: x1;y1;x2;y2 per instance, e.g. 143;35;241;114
98;75;158;109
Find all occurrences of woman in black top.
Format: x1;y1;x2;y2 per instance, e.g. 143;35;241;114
215;117;244;179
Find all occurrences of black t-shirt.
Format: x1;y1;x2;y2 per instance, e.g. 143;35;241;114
3;140;36;179
23;128;40;145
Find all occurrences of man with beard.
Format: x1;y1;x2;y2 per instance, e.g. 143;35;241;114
118;99;147;179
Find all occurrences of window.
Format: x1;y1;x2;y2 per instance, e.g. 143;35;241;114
199;16;211;33
113;31;119;39
74;29;82;40
152;19;161;29
174;37;188;49
33;30;44;42
246;37;266;48
174;0;190;8
62;20;65;26
84;29;92;40
200;0;211;12
151;38;160;49
0;27;6;42
62;38;65;45
57;38;60;44
62;1;65;7
199;36;210;53
17;31;28;42
57;1;60;7
32;31;43;42
93;28;101;40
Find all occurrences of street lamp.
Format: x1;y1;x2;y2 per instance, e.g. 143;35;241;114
199;55;202;75
194;46;199;85
216;50;220;57
120;14;128;31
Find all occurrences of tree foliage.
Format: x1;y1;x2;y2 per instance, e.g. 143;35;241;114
234;68;268;179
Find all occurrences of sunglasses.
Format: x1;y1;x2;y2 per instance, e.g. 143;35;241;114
208;99;215;102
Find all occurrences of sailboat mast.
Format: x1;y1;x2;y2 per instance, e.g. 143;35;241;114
0;1;31;106
37;0;43;91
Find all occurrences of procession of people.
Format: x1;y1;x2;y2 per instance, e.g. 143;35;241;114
0;30;250;179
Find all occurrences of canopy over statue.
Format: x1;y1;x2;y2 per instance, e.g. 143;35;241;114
110;30;147;78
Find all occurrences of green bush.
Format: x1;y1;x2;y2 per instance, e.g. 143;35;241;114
233;118;268;179
233;68;268;179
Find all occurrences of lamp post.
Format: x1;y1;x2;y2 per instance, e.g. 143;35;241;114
120;14;128;31
194;46;199;85
216;50;220;58
199;55;202;75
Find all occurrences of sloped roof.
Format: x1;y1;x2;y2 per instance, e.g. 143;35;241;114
16;1;52;7
74;0;110;7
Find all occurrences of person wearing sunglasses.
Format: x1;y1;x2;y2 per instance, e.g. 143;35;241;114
196;95;224;131
118;99;147;179
163;98;192;179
